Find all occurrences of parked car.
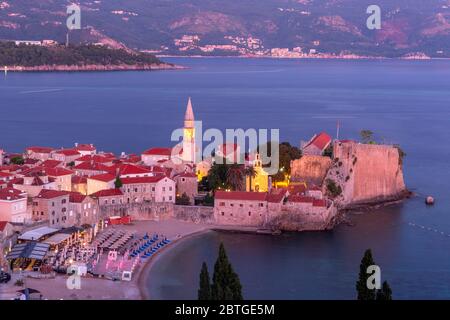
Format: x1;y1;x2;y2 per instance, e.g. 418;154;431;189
0;271;11;283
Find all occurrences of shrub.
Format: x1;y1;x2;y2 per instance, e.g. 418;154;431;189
326;179;342;197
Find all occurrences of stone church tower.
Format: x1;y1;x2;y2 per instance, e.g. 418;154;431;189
182;97;196;163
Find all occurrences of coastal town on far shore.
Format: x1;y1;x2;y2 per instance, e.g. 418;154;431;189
0;97;409;300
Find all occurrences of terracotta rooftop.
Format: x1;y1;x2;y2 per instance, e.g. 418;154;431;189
90;188;123;197
304;132;332;151
215;191;267;201
37;189;69;199
142;147;172;156
88;173;115;183
26;146;53;154
120;176;167;185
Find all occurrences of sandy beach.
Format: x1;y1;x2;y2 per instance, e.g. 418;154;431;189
0;220;213;300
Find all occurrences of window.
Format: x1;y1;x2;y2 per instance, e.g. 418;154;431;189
52;202;55;207
219;202;225;206
259;203;264;207
248;212;251;216
169;196;172;201
230;203;234;207
134;188;138;192
88;203;91;209
52;211;55;216
221;212;224;216
163;196;165;202
163;187;166;192
62;207;66;212
239;204;243;207
169;187;172;191
112;199;115;204
152;187;155;191
62;199;66;204
182;178;185;182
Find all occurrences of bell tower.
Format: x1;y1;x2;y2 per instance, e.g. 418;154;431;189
182;97;195;163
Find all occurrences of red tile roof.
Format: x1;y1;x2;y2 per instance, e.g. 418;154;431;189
177;172;197;178
45;167;73;177
88;173;115;183
142;147;172;156
54;149;81;156
69;192;87;203
305;132;332;151
26;146;53;154
0;188;25;201
76;155;113;163
71;175;87;184
289;195;314;203
41;159;62;168
73;161;110;172
121;176;167;185
313;199;327;207
267;189;287;203
115;163;151;176
91;188;123;198
75;144;96;151
36;189;69;199
215;191;267;201
0;221;9;232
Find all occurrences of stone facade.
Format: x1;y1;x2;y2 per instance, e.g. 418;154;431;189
32;190;70;228
290;155;332;186
327;141;407;208
174;173;198;204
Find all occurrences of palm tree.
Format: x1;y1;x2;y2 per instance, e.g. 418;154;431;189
226;165;245;191
207;162;229;192
244;166;257;191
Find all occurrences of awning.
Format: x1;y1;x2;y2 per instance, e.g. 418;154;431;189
42;233;72;245
19;227;60;241
6;241;50;260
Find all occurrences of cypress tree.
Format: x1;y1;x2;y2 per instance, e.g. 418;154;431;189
198;262;211;300
356;249;377;300
211;243;243;300
376;281;393;300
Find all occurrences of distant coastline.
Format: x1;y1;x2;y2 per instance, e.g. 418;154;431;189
3;63;185;72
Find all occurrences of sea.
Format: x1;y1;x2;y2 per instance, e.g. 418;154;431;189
1;57;449;299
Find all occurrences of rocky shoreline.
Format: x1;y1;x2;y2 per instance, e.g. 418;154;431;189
4;63;185;72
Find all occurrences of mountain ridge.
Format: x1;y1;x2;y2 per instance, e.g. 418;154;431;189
1;0;450;58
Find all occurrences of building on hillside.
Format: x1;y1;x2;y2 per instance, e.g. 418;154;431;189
25;146;54;161
214;191;268;226
74;143;97;156
71;176;87;195
0;188;28;223
120;176;175;203
173;172;198;204
91;189;124;206
115;163;152;178
41;159;63;168
74;154;114;166
45;167;73;191
68;192;99;226
87;173;116;195
51;149;81;165
301;132;332;156
73;161;110;177
32;189;70;228
141;148;172;166
13;170;57;197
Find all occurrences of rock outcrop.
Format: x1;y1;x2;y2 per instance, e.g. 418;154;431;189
325;141;408;209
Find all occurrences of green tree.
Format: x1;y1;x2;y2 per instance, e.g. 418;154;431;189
376;281;393;300
10;156;24;165
176;192;191;205
207;161;230;191
360;130;375;144
226;165;245;191
356;249;377;300
261;141;301;183
198;262;212;300
67;161;75;167
211;243;243;300
114;177;123;189
203;193;214;207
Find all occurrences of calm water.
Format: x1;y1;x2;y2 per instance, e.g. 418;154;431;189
1;58;450;299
